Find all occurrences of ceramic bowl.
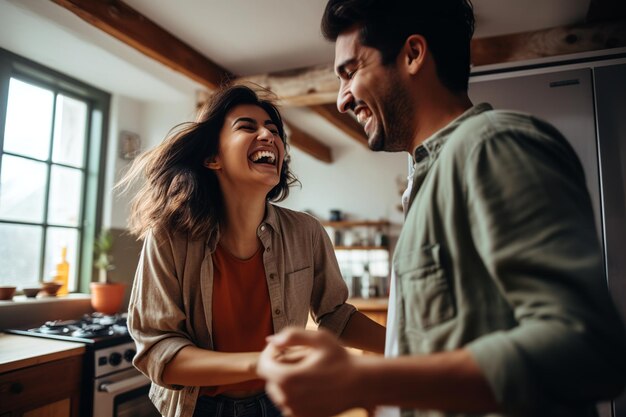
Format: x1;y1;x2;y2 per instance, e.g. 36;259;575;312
41;281;63;296
22;286;42;298
0;286;17;301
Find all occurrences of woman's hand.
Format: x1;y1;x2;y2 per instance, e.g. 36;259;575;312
257;328;363;417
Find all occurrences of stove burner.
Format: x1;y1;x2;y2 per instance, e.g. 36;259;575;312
23;313;129;341
72;324;115;338
112;323;129;334
36;320;80;335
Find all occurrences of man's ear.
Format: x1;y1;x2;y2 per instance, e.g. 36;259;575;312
404;34;427;76
204;157;221;170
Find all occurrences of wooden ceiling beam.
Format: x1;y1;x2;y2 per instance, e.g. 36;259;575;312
471;19;626;67
310;104;368;147
238;65;340;107
51;0;333;163
238;19;626;106
51;0;232;89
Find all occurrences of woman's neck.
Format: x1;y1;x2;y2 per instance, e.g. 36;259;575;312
219;190;266;259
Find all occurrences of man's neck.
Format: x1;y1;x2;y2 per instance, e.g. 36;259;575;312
409;92;473;155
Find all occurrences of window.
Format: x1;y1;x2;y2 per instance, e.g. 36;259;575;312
0;48;109;292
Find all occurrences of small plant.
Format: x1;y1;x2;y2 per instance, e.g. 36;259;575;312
94;229;115;283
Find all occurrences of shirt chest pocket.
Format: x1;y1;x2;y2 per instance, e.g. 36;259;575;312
285;266;313;302
395;243;455;331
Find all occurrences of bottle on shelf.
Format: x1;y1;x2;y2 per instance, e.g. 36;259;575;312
360;263;378;299
53;246;70;295
374;227;389;247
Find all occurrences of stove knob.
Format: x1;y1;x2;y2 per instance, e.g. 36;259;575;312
109;352;122;366
124;349;136;363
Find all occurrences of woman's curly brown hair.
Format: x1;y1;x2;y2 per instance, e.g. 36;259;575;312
118;84;299;240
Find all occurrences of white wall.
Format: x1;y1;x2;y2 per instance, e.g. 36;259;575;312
103;96;196;229
281;146;409;225
103;96;409;229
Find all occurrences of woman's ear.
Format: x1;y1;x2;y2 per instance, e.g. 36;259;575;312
204;157;221;170
404;34;427;76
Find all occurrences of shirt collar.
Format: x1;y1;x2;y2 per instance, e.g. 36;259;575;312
206;202;280;251
412;103;493;165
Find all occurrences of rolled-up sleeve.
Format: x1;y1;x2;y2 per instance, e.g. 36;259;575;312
308;219;356;335
128;229;194;389
464;119;626;415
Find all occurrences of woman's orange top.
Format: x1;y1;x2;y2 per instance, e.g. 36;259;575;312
200;243;273;397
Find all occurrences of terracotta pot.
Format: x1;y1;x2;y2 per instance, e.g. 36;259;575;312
90;282;126;315
41;281;63;296
0;286;16;301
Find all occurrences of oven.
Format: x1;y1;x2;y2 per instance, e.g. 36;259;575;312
5;313;159;417
93;342;157;417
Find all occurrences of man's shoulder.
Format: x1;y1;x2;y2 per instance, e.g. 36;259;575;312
457;108;540;136
448;107;562;153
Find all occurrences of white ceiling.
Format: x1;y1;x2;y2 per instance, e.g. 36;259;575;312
0;0;591;104
122;0;591;76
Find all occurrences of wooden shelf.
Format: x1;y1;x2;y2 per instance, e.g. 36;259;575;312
334;245;388;250
321;220;390;228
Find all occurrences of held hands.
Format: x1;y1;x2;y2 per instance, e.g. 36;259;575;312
257;328;364;417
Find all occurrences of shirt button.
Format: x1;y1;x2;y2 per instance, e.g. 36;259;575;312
266;247;271;252
274;309;281;315
260;225;266;232
270;273;276;280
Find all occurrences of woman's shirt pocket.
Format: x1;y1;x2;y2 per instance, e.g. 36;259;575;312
284;266;313;324
395;243;456;331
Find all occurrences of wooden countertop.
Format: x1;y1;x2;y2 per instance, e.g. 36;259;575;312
0;333;85;374
349;297;388;311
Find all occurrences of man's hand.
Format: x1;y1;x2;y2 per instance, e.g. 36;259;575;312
257;328;363;417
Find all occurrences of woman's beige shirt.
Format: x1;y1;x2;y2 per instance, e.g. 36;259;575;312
128;204;356;417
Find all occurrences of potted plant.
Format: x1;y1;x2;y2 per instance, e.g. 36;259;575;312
94;229;115;284
90;229;126;315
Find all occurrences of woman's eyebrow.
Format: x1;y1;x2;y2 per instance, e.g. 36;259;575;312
232;117;278;129
232;117;257;126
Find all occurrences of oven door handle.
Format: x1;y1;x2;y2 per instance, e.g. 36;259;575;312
99;374;149;394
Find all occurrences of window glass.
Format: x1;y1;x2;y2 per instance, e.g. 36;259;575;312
0;52;107;292
3;78;53;161
52;95;87;168
0;223;43;285
48;165;83;227
0;155;48;223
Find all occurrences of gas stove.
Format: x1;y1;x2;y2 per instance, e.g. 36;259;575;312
5;312;131;348
4;313;156;417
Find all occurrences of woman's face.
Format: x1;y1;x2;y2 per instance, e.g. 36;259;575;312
208;104;285;193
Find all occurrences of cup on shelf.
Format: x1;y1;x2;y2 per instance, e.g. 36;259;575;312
22;286;42;298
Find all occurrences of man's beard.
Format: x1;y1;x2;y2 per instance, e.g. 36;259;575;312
368;71;413;153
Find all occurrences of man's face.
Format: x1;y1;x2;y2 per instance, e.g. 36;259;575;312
334;26;413;152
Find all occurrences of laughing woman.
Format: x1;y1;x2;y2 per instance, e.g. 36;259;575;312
121;85;385;417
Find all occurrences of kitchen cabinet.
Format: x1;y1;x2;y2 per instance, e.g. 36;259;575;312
0;334;85;417
0;355;82;416
322;220;391;299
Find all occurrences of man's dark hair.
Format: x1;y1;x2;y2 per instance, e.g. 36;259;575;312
321;0;475;92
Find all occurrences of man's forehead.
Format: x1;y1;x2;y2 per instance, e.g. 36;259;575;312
334;27;363;71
